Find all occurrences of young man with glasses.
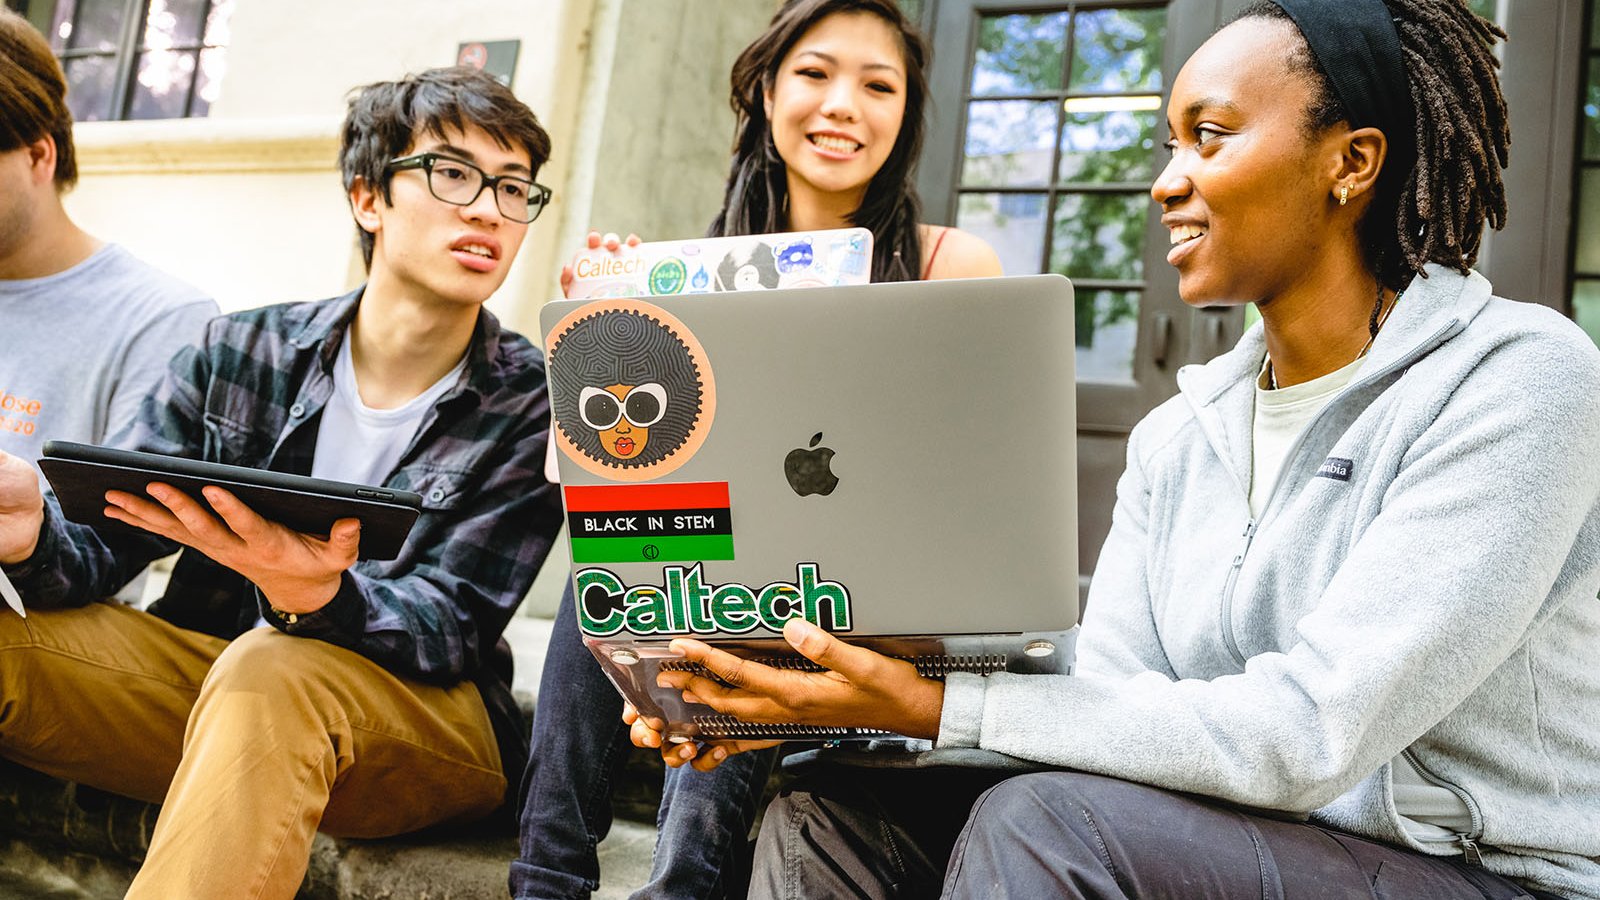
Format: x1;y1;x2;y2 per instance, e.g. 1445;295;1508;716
0;66;561;899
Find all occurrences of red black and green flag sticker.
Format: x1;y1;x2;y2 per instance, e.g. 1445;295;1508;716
564;482;733;563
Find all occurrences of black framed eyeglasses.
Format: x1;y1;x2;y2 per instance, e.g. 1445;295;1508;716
385;153;552;224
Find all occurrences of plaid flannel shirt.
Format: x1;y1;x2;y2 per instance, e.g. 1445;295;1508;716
5;287;561;776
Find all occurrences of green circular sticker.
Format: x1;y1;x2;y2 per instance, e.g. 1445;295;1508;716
648;258;687;295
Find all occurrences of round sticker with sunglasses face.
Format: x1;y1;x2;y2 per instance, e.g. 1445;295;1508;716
545;300;715;481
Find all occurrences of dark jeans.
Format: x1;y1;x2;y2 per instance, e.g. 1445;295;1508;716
750;766;1563;900
511;582;776;900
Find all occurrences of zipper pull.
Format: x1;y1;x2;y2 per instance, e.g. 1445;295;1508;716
1231;521;1256;568
1460;836;1483;866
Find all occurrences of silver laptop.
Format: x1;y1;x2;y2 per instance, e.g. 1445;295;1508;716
540;274;1079;742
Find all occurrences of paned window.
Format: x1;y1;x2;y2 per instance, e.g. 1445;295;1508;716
44;0;233;122
951;4;1166;382
1573;2;1600;345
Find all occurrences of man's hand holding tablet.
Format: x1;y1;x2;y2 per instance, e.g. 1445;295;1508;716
103;480;362;616
26;442;424;616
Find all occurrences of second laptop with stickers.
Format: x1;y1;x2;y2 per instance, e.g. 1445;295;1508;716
541;274;1079;743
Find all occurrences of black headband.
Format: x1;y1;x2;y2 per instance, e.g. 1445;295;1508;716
1269;0;1414;169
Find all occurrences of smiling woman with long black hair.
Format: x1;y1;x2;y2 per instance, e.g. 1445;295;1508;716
511;3;1001;898
640;1;1600;897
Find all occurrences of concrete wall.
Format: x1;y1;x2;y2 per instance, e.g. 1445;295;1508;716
210;1;583;122
65;117;352;312
567;0;779;246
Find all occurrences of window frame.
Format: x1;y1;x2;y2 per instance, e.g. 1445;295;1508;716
39;0;227;122
1564;0;1599;335
917;0;1231;593
919;0;1231;433
1481;0;1585;312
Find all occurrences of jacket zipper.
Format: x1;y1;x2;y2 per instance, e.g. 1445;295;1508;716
1202;318;1461;669
1400;748;1486;864
1219;520;1255;666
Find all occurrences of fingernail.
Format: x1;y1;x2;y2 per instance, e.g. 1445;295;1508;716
682;691;703;705
712;747;727;761
678;746;695;760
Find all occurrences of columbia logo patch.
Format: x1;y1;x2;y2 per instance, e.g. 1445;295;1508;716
1316;457;1354;482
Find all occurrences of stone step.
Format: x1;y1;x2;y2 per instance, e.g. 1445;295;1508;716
0;821;660;899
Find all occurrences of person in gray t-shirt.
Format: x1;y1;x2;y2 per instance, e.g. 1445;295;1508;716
0;12;215;472
0;246;216;466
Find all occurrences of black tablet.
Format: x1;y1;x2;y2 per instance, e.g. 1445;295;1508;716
38;441;423;561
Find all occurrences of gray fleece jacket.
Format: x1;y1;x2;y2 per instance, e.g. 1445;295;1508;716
937;265;1600;898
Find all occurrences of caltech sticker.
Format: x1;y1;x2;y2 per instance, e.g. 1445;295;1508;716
546;299;715;482
575;562;853;638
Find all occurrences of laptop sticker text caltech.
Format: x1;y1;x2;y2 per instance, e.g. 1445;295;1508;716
576;562;853;638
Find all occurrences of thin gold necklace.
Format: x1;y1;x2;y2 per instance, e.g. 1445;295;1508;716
1267;288;1401;391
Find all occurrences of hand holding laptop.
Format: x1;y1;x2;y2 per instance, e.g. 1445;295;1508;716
622;701;781;771
633;618;947;770
546;275;1077;744
558;230;639;298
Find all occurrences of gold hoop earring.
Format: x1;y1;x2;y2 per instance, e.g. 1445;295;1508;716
1339;185;1349;207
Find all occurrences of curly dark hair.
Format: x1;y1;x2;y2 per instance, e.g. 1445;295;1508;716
710;0;930;283
1233;0;1510;296
338;66;552;269
548;310;704;469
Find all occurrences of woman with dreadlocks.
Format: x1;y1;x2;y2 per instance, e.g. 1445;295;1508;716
513;3;999;898
642;1;1600;897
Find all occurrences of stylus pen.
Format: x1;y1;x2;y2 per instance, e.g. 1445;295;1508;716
0;567;24;618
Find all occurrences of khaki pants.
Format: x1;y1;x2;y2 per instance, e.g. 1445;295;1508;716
0;603;506;899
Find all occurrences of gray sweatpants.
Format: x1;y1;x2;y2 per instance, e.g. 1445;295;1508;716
749;767;1561;899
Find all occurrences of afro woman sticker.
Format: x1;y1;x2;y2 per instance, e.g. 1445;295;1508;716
545;300;715;482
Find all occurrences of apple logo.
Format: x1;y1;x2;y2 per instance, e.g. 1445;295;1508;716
784;432;838;497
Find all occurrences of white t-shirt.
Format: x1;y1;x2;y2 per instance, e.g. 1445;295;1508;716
255;334;464;629
1249;356;1364;517
310;329;464;486
311;332;466;486
1250;354;1474;843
